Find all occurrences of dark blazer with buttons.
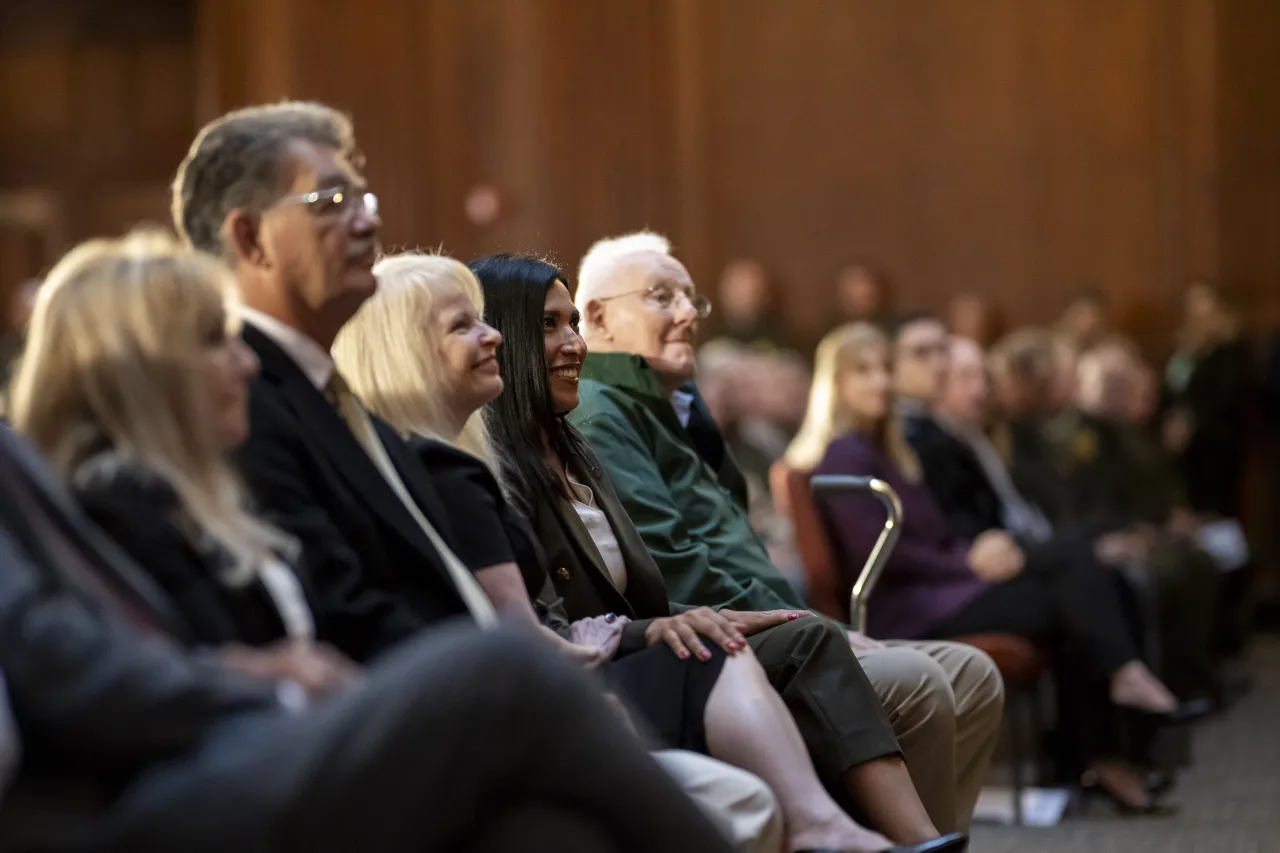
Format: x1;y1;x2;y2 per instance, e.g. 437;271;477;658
236;325;484;660
526;442;695;656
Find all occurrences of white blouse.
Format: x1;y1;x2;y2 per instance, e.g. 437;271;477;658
566;473;628;593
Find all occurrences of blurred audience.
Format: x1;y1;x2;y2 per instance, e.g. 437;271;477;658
944;293;997;348
1056;285;1111;351
791;321;1179;813
1159;281;1254;519
715;258;795;353
836;262;890;326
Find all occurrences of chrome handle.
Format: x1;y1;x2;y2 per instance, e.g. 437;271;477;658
810;475;903;634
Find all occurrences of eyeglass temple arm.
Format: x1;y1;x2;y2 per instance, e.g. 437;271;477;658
810;475;903;635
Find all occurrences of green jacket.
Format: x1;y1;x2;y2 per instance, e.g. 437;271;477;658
569;352;805;612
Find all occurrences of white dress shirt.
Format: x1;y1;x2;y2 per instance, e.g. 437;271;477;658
240;306;335;391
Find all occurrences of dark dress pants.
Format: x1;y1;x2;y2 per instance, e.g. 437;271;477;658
929;541;1144;771
98;623;738;853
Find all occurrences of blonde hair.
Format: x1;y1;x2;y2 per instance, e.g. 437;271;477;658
784;322;921;480
332;252;495;464
10;229;294;585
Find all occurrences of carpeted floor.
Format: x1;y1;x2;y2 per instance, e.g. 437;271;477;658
970;637;1280;852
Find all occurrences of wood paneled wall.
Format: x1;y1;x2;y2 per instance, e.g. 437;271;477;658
3;0;1279;352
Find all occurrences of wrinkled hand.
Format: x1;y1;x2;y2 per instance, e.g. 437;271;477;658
718;608;811;636
219;640;360;699
846;630;885;651
967;530;1025;582
644;607;747;661
570;614;631;663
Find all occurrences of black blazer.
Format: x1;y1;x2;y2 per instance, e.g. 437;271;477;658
903;413;1003;541
526;444;691;656
72;447;300;647
236;325;489;658
0;427;275;849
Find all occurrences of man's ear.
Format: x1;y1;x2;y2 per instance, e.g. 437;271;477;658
583;298;609;340
224;210;267;268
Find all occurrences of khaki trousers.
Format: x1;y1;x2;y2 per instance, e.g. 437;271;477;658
858;640;1004;833
653;750;784;853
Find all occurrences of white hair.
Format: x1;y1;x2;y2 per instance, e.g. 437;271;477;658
575;231;673;326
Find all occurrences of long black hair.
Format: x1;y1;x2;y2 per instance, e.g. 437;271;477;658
468;253;593;516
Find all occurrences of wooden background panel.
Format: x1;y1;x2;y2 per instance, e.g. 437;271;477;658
1;0;1278;355
700;0;1213;347
0;0;195;280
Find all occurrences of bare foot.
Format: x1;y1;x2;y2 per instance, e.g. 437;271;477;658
1110;660;1177;713
789;814;893;853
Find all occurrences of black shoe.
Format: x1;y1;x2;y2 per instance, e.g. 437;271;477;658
798;832;967;853
1127;697;1213;727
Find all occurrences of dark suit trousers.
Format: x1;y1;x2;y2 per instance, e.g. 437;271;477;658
748;617;901;806
98;624;737;853
930;542;1145;769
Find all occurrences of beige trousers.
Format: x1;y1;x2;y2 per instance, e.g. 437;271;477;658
653;750;785;853
857;640;1004;833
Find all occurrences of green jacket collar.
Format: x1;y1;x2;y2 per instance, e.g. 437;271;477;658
580;352;668;400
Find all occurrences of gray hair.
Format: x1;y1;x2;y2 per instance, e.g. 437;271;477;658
171;101;355;259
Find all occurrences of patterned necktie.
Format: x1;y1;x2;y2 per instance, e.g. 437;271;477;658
327;373;498;628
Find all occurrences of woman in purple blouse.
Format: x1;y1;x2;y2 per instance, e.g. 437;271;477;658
785;322;1181;814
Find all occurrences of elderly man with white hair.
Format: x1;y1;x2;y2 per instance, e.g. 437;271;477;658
567;232;1004;835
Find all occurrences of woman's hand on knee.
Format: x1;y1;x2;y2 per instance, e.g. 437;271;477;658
644;608;747;661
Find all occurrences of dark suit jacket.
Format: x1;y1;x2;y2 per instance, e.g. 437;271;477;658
0;426;275;850
236;325;487;659
903;413;1003;542
72;447;300;647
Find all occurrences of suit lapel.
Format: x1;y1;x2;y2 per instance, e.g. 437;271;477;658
571;452;672;619
548;489;633;610
243;326;440;561
0;427;189;637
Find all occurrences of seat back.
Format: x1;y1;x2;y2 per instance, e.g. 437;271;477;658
769;460;847;621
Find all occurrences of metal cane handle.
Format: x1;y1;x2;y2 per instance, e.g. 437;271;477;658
810;475;903;634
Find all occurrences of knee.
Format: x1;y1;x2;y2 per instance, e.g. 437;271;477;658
947;644;1005;726
861;647;957;729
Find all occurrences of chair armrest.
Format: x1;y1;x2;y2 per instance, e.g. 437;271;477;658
810;475;903;633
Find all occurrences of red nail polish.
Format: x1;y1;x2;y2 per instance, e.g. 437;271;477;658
788;613;798;620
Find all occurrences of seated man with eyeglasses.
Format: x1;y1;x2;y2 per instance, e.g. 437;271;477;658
567;231;1005;835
